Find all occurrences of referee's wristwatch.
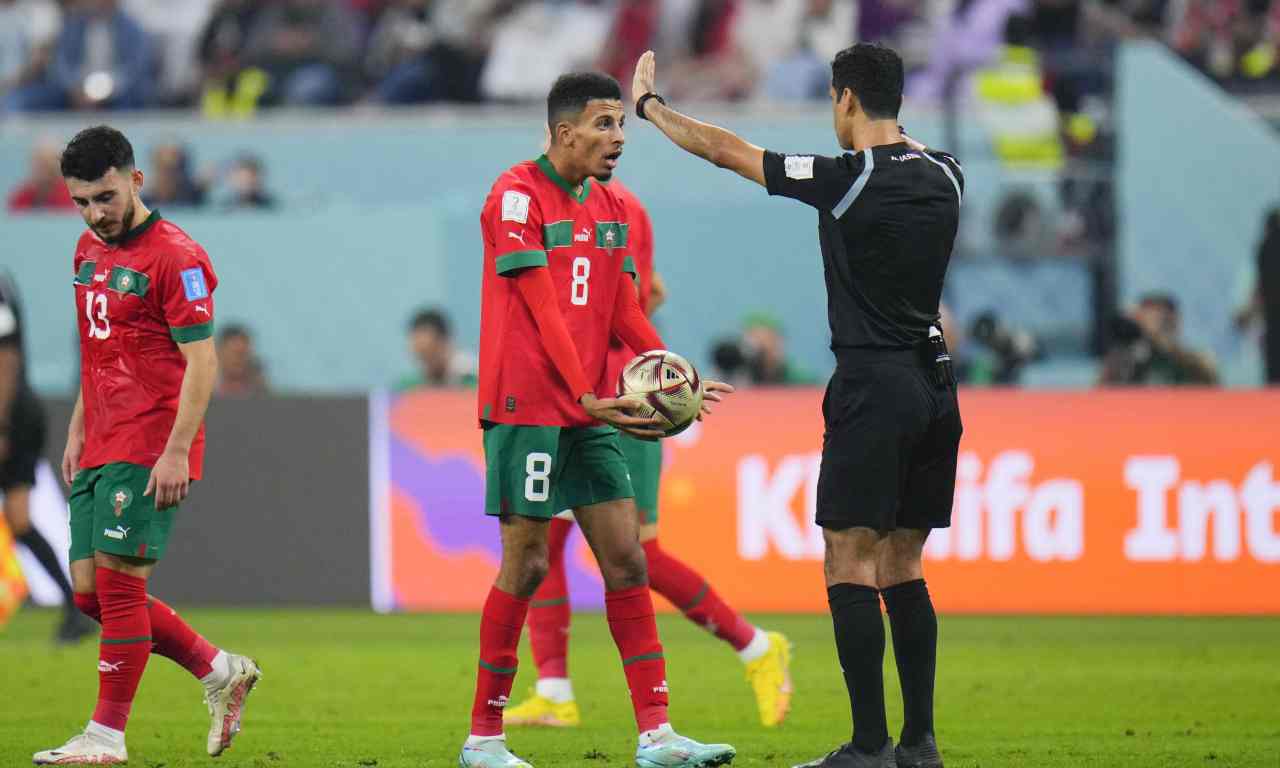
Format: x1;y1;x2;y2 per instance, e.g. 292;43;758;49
636;92;666;121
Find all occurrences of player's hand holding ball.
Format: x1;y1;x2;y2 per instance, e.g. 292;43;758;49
617;350;733;438
580;393;666;440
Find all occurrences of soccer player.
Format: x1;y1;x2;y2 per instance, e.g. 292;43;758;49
505;178;794;730
462;73;735;768
34;126;261;765
0;270;96;644
633;46;962;768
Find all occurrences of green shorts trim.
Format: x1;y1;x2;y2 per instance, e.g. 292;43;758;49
483;424;634;519
69;462;176;562
618;433;663;524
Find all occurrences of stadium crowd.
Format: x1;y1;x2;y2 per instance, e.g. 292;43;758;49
8;136;274;212
2;0;1277;116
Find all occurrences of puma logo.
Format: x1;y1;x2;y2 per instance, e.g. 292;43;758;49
507;231;525;244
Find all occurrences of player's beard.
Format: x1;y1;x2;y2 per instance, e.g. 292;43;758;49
99;197;136;244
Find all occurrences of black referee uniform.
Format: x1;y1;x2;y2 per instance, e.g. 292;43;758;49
762;144;964;531
0;272;46;496
765;142;962;768
1;271;89;640
632;41;963;766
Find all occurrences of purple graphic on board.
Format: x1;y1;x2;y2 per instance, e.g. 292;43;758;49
389;434;605;609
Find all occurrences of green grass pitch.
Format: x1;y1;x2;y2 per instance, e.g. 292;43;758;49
2;609;1277;767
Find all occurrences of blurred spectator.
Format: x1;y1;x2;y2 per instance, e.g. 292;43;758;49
481;1;611;101
1171;0;1280;83
197;0;267;117
710;312;817;386
242;0;362;107
221;153;277;209
122;0;216;105
395;307;477;390
364;0;495;104
909;0;1028;105
1099;293;1219;386
758;0;856;101
143;142;208;208
1235;207;1280;384
667;0;757;101
216;324;269;396
967;15;1066;168
600;0;751;102
8;0;155;112
7;138;76;212
0;0;61;112
597;0;663;87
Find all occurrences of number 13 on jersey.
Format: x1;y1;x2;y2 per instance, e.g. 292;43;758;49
85;290;111;339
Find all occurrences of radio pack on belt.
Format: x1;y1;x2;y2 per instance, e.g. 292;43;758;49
918;326;956;389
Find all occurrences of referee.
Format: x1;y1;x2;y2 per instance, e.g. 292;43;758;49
633;45;962;768
0;271;95;644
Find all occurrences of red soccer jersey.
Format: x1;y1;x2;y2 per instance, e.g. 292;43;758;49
604;180;656;387
72;212;217;478
478;155;635;427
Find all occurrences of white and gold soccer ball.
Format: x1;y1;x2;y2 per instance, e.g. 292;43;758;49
617;350;704;437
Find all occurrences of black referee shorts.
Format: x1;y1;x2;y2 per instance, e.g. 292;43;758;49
816;348;962;532
1;391;48;492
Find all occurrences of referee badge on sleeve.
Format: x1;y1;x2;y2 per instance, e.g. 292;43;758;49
785;155;815;180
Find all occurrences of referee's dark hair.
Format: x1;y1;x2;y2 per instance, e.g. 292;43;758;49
831;43;905;120
547;72;623;135
61;125;135;181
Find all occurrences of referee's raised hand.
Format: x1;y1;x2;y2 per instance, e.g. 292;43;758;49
632;50;656;109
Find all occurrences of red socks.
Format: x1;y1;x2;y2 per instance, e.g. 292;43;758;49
74;591;101;621
606;586;669;732
470;586;530;736
528;517;572;679
147;595;218;679
643;538;756;652
74;590;218;680
92;568;152;731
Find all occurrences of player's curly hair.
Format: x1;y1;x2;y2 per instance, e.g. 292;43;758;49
547;72;623;134
831;43;904;120
60;125;135;181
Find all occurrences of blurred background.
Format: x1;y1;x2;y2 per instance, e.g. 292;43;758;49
2;0;1279;615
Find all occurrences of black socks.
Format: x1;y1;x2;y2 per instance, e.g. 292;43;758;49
828;583;889;754
882;578;938;747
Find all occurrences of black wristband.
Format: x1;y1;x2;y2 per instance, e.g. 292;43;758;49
636;92;666;121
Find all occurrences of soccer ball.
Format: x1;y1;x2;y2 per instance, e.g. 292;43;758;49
617;350;704;437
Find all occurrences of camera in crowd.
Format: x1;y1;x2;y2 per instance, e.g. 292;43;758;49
711;337;760;383
968;310;1040;384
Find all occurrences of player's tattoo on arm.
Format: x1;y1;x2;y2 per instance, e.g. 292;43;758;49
646;102;766;187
